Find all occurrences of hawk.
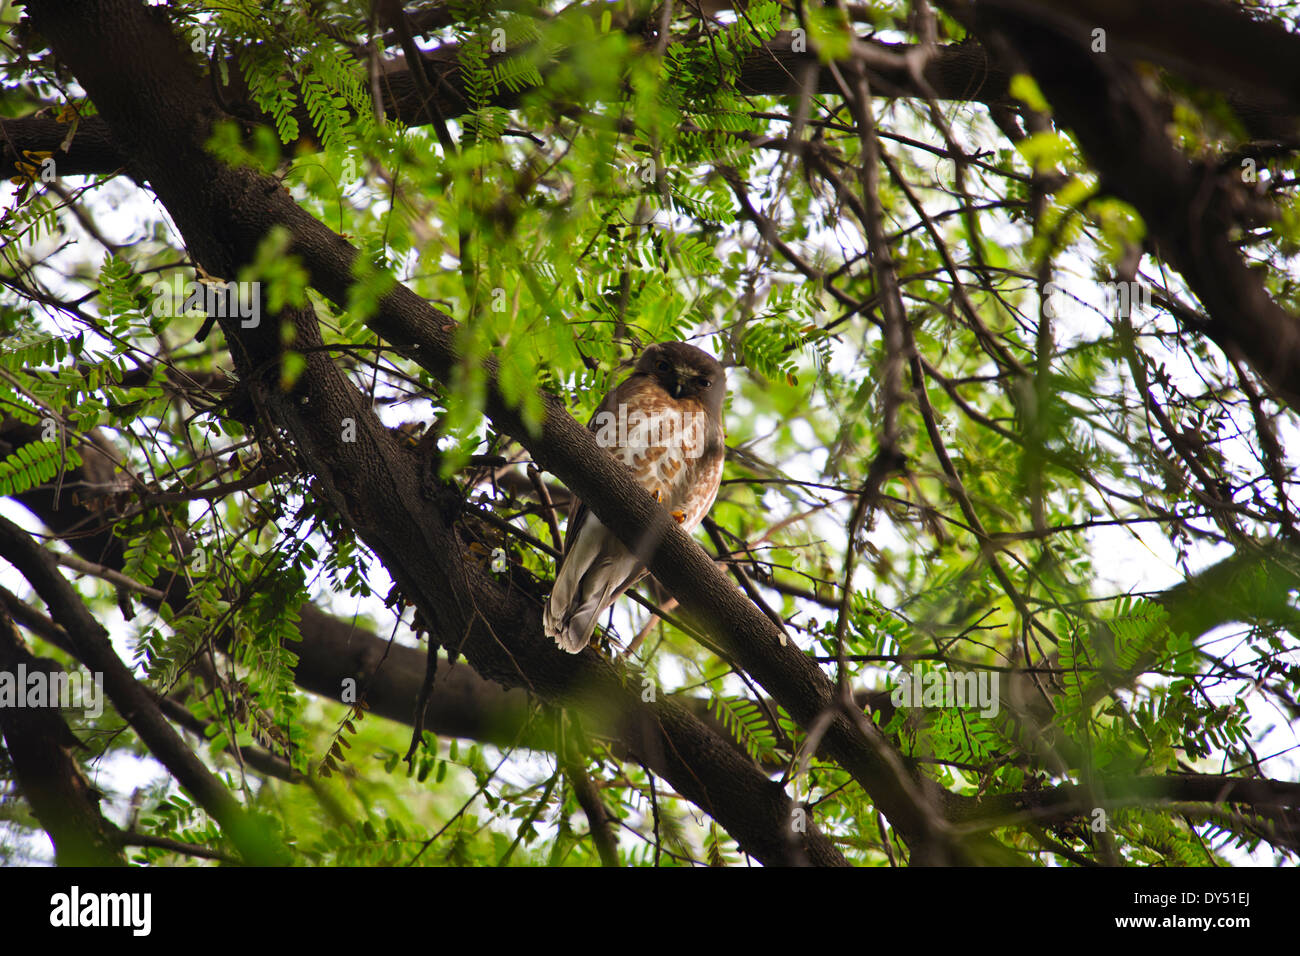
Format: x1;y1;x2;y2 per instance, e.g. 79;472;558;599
544;341;727;653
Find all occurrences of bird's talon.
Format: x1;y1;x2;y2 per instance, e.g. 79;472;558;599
671;509;686;523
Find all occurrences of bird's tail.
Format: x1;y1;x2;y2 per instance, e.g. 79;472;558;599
544;515;643;653
545;580;619;653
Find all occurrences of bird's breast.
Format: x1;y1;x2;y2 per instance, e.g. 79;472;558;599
598;381;720;511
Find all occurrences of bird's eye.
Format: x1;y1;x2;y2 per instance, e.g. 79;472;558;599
656;359;671;373
698;378;711;388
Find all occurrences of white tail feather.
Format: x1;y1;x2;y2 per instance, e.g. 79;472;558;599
544;513;643;652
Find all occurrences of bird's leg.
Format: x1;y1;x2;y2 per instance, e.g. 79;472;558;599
653;487;686;523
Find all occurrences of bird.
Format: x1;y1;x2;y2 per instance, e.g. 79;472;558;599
544;341;727;653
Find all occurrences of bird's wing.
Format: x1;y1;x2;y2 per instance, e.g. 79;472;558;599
560;383;625;555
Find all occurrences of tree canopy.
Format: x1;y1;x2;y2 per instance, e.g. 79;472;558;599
1;0;1299;867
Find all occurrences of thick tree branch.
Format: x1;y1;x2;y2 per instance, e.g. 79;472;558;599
0;514;285;864
955;0;1300;414
0;417;785;775
2;28;1019;178
0;603;125;866
951;773;1300;838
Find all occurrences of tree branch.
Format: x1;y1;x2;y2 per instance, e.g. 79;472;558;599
0;513;285;864
0;603;125;866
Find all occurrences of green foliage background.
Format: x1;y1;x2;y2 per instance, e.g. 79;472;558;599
1;0;1297;866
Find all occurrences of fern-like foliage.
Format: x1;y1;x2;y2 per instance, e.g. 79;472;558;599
708;694;781;762
0;438;82;496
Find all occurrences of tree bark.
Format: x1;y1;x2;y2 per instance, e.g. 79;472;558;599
0;603;125;866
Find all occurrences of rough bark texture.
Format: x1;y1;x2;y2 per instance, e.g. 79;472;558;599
0;513;284;864
0;604;125;866
956;0;1300;412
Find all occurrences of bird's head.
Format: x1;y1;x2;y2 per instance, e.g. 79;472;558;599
634;341;726;413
